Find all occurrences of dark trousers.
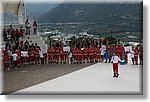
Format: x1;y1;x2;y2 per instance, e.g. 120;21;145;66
33;28;37;34
132;58;134;64
40;57;44;64
13;61;17;68
70;57;73;63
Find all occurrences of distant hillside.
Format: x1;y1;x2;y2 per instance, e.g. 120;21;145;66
26;3;58;19
37;3;142;23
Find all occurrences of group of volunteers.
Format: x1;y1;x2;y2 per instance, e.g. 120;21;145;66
1;24;143;72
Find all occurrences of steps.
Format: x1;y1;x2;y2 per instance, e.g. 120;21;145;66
23;33;46;48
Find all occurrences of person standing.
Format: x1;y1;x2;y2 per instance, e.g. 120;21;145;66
69;50;73;64
43;46;48;64
105;46;109;63
134;47;139;65
12;51;18;69
35;47;40;64
100;47;105;62
3;28;7;41
33;20;38;34
139;46;143;65
25;19;31;38
111;52;122;78
130;49;135;65
40;49;44;64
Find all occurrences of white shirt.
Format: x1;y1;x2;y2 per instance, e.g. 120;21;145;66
130;51;134;58
42;48;47;54
40;51;44;58
12;53;18;61
111;55;121;63
69;52;73;58
100;48;104;55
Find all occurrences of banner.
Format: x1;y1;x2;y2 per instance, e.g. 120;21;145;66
124;46;132;52
63;46;70;52
21;51;28;57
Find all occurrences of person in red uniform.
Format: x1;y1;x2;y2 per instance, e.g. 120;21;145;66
96;47;100;62
15;29;20;41
93;47;96;62
60;50;64;63
16;49;21;67
29;48;35;65
53;47;57;63
11;29;15;41
73;48;78;64
48;47;52;63
56;48;60;63
89;47;94;63
83;48;89;63
78;49;82;64
4;53;11;71
35;47;40;64
125;51;128;63
139;46;143;65
117;45;122;60
51;47;55;63
20;26;24;39
33;20;38;34
134;47;139;65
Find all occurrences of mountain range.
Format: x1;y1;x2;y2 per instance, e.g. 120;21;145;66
37;3;142;23
26;3;58;19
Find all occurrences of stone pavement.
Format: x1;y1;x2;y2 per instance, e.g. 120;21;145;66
2;63;93;94
13;63;142;95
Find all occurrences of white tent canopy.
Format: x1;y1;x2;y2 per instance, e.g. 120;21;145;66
0;0;25;24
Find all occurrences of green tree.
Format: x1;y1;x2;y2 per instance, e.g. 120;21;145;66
106;36;117;44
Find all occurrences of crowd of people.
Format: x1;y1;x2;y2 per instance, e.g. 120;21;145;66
1;23;143;72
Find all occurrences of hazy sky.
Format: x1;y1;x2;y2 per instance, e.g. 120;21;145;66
1;0;143;3
25;0;142;3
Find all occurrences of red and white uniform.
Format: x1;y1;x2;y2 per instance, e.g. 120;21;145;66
16;50;21;66
111;55;121;74
96;48;100;62
29;50;35;63
134;48;139;64
60;51;64;62
125;51;128;63
89;48;94;62
4;54;10;70
48;48;53;62
83;48;89;62
73;48;78;63
35;49;40;64
78;50;82;62
20;28;24;39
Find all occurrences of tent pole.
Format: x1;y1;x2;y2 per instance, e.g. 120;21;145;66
24;0;26;23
